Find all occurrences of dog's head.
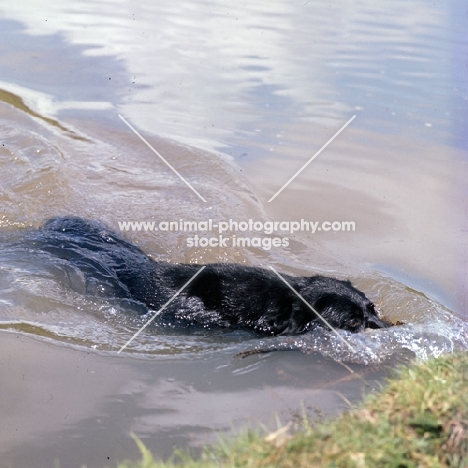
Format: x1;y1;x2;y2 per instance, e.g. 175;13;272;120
311;293;390;332
299;277;391;333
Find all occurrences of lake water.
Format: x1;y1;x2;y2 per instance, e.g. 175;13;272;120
0;1;467;467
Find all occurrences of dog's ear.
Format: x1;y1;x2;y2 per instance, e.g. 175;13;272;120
366;313;391;329
311;293;368;332
313;293;349;317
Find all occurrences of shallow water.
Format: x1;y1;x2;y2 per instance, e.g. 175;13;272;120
0;0;467;466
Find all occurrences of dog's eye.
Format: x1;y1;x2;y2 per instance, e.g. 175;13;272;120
346;319;360;328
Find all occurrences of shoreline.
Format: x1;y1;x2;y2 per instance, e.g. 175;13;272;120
113;352;468;468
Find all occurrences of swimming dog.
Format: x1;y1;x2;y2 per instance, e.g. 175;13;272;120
25;217;391;335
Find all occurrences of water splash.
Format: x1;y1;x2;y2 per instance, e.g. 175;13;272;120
249;309;468;365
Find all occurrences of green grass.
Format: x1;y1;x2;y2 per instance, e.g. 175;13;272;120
115;353;468;468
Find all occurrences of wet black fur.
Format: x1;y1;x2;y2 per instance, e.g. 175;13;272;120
25;217;391;335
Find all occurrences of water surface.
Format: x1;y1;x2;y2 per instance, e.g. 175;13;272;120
0;0;466;467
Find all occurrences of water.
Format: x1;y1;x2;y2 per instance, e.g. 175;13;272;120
0;0;467;467
1;230;466;360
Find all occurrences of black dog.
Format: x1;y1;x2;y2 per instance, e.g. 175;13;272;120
23;217;390;335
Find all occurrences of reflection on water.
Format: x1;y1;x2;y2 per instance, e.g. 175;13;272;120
0;0;462;151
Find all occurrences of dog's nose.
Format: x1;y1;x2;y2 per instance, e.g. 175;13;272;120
366;315;392;330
